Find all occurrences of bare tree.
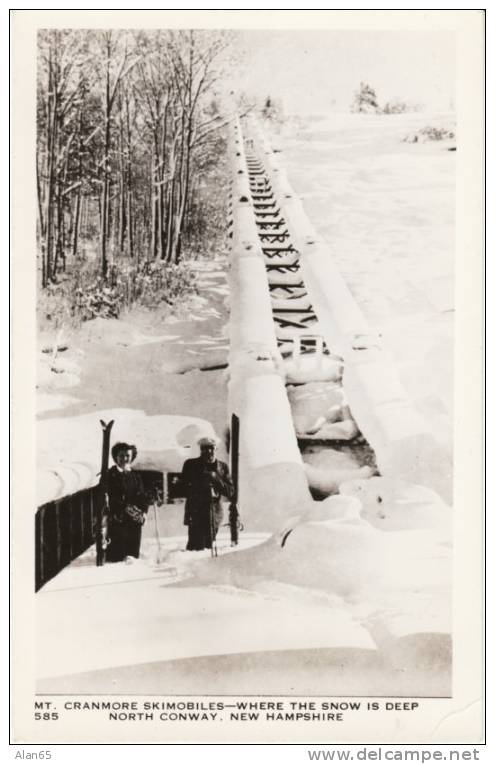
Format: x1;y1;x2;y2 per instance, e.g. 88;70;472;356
36;28;232;289
37;30;88;284
93;31;140;275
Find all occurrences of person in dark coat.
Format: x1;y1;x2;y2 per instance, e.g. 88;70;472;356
181;437;234;551
106;442;149;562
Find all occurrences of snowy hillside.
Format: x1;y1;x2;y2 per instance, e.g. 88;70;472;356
35;110;453;701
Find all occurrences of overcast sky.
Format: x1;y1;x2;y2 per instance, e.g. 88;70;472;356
227;30;455;113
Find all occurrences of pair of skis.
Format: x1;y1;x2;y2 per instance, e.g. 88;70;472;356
95;419;114;567
228;413;241;547
209;413;241;558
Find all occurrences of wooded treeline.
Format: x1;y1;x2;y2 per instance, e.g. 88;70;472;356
37;29;231;288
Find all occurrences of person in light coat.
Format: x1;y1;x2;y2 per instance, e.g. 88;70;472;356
181;437;234;551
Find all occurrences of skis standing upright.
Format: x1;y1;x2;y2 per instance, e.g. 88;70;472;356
229;413;240;546
95;419;114;566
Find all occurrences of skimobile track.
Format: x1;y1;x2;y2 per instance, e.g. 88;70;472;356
34;112;452;699
226;113;450;530
35;112;452;579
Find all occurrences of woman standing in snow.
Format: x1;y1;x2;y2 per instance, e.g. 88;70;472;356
181;437;234;551
106;442;149;562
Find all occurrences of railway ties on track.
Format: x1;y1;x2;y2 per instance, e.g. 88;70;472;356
253;201;278;210
232;119;380;499
250;193;274;202
243;148;327;355
262;249;298;262
255;209;283;219
256;220;286;231
265;263;299;272
258;233;290;244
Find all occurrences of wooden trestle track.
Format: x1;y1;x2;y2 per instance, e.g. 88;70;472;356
243;146;327;357
233;122;378;495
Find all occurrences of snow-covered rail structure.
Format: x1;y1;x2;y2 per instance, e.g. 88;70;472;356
228;114;451;529
228;119;313;529
33;111;453;698
34;113;451;589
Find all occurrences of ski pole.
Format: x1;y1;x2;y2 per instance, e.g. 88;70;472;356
209;501;217;558
152;501;162;564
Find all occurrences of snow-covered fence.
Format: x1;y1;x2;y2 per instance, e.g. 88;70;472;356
36;486;100;591
35;411;217;587
36;470;164;591
37;411;217;507
247;115;451;502
228;117;313;529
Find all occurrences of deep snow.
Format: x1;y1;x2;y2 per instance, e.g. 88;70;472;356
36;112;453;697
273;111;455;457
37;489;451;696
37;259;232;503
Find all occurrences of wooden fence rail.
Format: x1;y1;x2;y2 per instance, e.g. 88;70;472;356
35;470;164;591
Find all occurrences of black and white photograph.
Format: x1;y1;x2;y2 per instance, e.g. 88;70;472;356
10;9;485;746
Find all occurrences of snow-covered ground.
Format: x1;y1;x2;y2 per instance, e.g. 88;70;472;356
37;489;451;696
37;259;232;503
36;112;453;696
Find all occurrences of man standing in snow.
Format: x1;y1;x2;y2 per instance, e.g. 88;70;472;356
181;437;234;552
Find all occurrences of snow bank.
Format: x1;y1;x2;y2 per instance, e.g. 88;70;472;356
279;517;451;648
37;392;80;415
339;476;450;532
305;463;374;498
185;503;450;637
304;493;364;523
37;409;215;506
36;506;450;693
36;540;376;687
181;484;450;672
287;381;344;434
282;354;343;385
344;350;452;500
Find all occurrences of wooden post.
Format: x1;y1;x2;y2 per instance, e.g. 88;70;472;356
229;413;240;545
